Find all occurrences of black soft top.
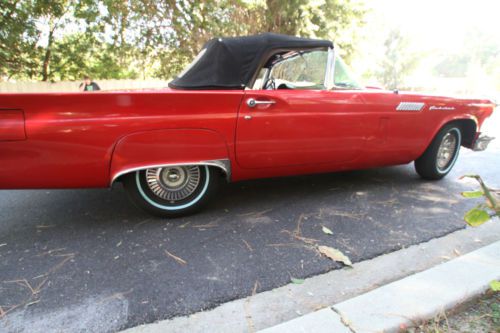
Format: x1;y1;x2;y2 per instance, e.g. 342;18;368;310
168;33;333;90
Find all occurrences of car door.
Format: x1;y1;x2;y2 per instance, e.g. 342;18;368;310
331;56;424;164
235;88;375;169
235;48;383;169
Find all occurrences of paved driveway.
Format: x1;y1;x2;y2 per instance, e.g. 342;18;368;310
1;112;498;332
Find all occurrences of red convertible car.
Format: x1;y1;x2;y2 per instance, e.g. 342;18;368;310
0;33;495;217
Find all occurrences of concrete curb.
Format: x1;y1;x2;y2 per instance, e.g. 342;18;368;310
258;308;352;333
259;240;500;333
121;221;500;333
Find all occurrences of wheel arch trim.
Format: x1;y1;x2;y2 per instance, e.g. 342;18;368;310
111;159;231;185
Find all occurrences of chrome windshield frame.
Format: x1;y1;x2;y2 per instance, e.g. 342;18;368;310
250;47;332;90
324;47;335;90
329;45;364;90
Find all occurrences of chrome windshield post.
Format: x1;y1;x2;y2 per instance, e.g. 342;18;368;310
324;47;335;90
261;68;271;90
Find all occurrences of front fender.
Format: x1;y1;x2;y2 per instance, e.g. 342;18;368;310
416;113;478;158
110;128;230;184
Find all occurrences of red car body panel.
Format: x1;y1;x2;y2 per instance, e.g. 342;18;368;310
0;109;26;141
110;128;230;183
0;88;495;189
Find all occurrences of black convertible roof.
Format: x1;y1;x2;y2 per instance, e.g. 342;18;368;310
168;33;333;90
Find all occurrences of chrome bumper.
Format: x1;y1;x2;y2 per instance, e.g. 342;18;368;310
473;134;495;151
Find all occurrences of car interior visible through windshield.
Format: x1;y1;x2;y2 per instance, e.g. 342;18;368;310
252;49;362;91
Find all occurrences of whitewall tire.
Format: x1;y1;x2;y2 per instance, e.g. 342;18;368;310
123;165;220;217
415;125;462;180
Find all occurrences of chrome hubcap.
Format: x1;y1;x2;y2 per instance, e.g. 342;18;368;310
145;166;201;201
437;132;457;170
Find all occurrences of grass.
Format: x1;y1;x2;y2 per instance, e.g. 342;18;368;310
407;292;500;333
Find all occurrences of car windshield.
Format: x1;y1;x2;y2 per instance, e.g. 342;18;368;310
263;49;328;90
333;55;362;89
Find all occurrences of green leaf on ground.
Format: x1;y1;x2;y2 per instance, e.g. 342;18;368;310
464;207;491;226
318;245;353;267
291;277;304;284
461;190;484;198
322;226;333;235
490;280;500;292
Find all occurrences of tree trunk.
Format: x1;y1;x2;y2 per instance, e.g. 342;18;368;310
42;29;54;82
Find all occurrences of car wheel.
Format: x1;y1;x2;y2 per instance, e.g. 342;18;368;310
122;165;220;217
415;125;462;180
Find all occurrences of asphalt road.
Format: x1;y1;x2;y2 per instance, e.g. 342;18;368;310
1;113;498;333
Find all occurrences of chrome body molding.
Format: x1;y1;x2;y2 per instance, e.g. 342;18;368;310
467;102;497;108
396;102;425;111
111;159;231;185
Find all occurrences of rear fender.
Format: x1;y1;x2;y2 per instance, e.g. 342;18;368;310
110;129;231;185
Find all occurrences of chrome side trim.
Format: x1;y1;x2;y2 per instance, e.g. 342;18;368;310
396;102;425;111
467;103;496;108
111;159;231;185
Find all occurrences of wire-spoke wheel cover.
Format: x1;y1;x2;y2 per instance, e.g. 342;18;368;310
145;166;201;202
437;132;458;171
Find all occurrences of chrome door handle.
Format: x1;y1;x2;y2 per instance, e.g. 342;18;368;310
244;115;252;120
247;98;276;108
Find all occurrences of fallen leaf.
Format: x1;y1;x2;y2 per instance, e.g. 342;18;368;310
322;226;333;235
318;246;352;267
464;207;490;226
291;277;305;284
461;190;484;198
490;280;500;291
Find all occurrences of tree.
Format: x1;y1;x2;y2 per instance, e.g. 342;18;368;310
155;0;365;78
0;1;39;80
32;0;105;81
376;29;419;90
32;0;73;81
1;0;367;81
264;0;365;61
155;0;267;78
433;27;500;79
